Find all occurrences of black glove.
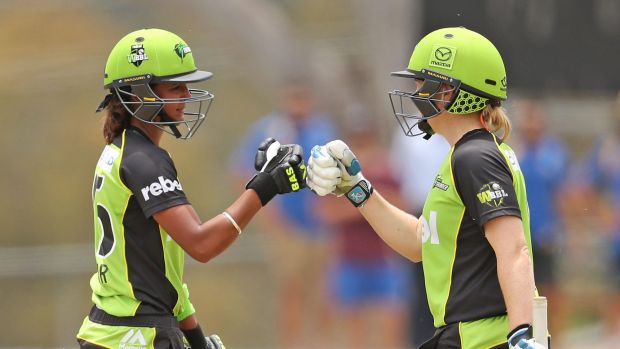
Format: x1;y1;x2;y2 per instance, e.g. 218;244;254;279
182;325;225;349
507;324;544;349
246;137;307;205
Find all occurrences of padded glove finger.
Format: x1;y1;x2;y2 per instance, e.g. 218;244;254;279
325;140;361;175
307;167;341;189
307;176;336;197
287;144;304;166
254;137;278;171
205;334;225;349
310;145;338;168
308;161;342;182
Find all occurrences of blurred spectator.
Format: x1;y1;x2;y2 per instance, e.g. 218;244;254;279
554;166;617;348
583;91;620;337
515;100;569;335
229;80;338;348
389;126;450;347
315;104;409;349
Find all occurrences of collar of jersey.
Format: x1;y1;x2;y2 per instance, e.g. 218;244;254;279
127;126;154;144
454;128;490;148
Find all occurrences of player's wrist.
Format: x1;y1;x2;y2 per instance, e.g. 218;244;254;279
182;324;208;349
507;323;533;345
246;172;278;206
344;178;373;207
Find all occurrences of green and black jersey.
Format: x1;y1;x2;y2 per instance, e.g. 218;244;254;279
421;129;532;328
89;126;194;320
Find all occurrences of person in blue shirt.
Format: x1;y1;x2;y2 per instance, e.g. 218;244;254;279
584;91;620;334
516;100;569;336
517;101;568;278
229;80;338;348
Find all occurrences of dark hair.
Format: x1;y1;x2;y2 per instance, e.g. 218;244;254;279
102;89;132;144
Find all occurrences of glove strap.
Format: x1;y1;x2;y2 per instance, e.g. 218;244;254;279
246;172;278;206
182;324;208;349
345;179;373;207
507;324;533;346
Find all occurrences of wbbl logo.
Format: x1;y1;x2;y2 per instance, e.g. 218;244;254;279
477;181;508;207
128;44;148;67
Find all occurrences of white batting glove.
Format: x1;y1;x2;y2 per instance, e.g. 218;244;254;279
307;144;341;196
307;140;373;207
205;334;225;349
508;325;545;349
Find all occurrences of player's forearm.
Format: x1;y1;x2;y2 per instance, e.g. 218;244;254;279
157;191;261;263
359;190;422;261
179;314;199;330
497;245;535;330
192;189;262;262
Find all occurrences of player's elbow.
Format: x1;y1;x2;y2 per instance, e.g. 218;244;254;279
185;242;218;263
405;249;422;263
187;236;234;263
187;249;214;263
509;238;530;261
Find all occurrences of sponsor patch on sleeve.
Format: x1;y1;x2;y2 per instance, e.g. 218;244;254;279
97;145;120;173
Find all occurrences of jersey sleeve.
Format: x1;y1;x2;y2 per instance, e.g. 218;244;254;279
121;150;189;218
176;283;197;321
452;142;521;230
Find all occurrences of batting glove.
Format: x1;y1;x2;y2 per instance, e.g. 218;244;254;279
307;144;341;196
307;140;373;207
182;326;225;349
205;334;225;349
246;137;307;205
508;324;545;349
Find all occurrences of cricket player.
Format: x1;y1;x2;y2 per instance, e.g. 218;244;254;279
76;28;307;349
307;27;546;349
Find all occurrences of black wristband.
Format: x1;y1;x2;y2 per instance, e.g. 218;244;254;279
507;323;533;341
246;172;278;206
345;179;373;207
182;324;208;349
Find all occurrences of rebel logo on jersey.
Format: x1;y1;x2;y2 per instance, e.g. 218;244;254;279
141;176;183;201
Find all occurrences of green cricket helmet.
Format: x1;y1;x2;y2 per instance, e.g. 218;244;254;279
98;28;214;139
388;27;507;139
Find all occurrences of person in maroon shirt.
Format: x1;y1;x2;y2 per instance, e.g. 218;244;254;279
315;106;409;348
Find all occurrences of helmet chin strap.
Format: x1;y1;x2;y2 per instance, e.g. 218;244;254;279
418;120;435;140
157;109;183;138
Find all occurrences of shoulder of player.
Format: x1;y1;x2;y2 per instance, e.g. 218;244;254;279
121;131;174;171
451;130;507;171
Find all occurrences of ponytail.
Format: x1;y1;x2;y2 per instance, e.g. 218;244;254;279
481;104;511;142
102;90;131;144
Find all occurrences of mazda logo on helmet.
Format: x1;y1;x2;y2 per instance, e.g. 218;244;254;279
434;47;452;61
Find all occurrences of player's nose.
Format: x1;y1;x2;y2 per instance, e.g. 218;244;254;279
180;84;191;98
